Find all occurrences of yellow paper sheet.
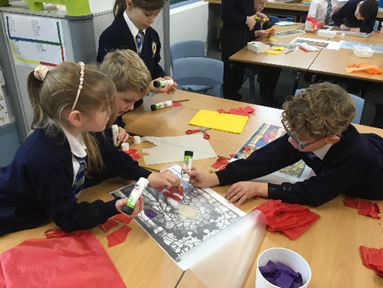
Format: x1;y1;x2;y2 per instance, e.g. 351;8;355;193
189;110;249;134
265;50;281;55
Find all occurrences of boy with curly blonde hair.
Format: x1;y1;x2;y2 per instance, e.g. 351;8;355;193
189;82;383;207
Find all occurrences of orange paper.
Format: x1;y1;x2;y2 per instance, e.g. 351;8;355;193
345;63;383;74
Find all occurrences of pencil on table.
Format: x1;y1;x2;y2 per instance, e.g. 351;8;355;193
139;164;160;172
173;99;189;103
285;49;294;55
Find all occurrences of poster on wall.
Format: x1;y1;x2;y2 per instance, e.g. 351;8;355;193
0;86;10;127
4;13;66;69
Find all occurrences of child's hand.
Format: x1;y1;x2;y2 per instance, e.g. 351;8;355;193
340;24;351;31
349;27;360;32
225;181;268;207
150;77;177;94
115;196;144;217
257;12;268;23
188;167;220;187
255;30;270;39
332;6;340;14
117;127;130;144
246;16;256;31
148;170;180;189
317;21;325;29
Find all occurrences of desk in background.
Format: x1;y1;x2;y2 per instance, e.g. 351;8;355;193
1;91;383;287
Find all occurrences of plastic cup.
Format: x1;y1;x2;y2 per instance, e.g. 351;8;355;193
255;247;311;288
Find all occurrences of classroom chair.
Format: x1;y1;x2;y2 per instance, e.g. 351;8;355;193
294;89;365;124
172;57;223;97
269;16;295;26
170;40;211;93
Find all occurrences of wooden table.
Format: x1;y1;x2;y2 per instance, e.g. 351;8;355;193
1;91;383;287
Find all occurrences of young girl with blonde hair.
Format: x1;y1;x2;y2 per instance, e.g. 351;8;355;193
0;62;143;236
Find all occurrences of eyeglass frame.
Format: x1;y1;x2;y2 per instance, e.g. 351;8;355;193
281;121;320;149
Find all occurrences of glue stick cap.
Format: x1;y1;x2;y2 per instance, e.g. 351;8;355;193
150;104;157;111
185;151;193;157
153;80;162;88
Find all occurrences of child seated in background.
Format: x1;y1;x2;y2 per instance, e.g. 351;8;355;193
85;49;180;190
189;82;383;207
332;0;378;33
308;0;339;29
0;62;143;236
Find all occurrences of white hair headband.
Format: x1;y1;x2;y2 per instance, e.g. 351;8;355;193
71;62;85;111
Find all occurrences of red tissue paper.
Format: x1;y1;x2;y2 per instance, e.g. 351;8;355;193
217;106;255;117
99;218;119;232
253;199;320;240
123;148;141;160
172;102;182;107
0;229;126;288
360;246;383;278
114;213;133;225
211;157;229;169
343;197;380;219
106;225;132;248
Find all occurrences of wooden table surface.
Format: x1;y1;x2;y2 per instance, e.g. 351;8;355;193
1;91;383;287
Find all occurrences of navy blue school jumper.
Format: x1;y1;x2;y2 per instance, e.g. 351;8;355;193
220;0;281;106
332;0;377;33
0;129;119;236
84;127;151;188
216;125;383;207
97;14;166;109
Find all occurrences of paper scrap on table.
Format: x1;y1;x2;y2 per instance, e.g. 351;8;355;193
360;246;383;277
106;225;132;247
253;199;320;240
211;157;229;169
114;213;134;224
343;196;380;219
189;110;249;134
345;63;383;74
99;218;118;232
217;105;255;117
142;134;217;165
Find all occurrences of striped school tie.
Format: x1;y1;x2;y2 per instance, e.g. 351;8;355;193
136;30;144;56
72;156;87;198
306;152;317;159
325;0;332;25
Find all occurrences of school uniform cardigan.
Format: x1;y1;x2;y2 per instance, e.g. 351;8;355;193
0;128;119;236
216;125;383;207
332;0;377;33
84;128;151;188
97;15;166;79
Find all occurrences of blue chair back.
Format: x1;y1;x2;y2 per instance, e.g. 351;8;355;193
170;40;205;67
294;88;365;124
172;57;223;97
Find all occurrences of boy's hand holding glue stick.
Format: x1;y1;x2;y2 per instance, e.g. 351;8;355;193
151;77;177;95
111;124;133;147
116;196;144;217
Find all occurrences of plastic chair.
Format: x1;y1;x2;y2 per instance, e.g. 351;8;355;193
294;89;365;124
172;57;223;97
170;40;211;93
269;16;295;26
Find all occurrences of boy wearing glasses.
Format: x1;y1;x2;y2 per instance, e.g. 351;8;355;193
188;82;383;207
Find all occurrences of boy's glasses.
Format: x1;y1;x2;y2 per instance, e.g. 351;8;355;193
282;122;316;149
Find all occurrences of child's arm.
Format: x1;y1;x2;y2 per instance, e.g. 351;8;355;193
331;3;348;28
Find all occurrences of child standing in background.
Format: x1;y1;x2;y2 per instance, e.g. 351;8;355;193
220;0;281;107
332;0;378;33
85;49;180;189
0;62;143;236
189;82;383;207
97;0;176;109
308;0;339;29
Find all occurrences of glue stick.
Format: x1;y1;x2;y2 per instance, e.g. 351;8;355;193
181;151;194;182
153;79;174;88
111;124;119;147
150;100;173;111
121;177;149;215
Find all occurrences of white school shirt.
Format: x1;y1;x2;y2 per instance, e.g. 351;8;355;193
62;128;87;188
123;11;147;49
308;0;339;23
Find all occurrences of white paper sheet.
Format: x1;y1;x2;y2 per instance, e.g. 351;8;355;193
141;134;217;165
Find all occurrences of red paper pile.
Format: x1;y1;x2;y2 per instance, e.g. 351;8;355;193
123;148;141;160
99;214;135;247
360;246;383;277
211;157;229;170
217;106;255;117
254;200;320;240
154;185;184;201
343;197;380;219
